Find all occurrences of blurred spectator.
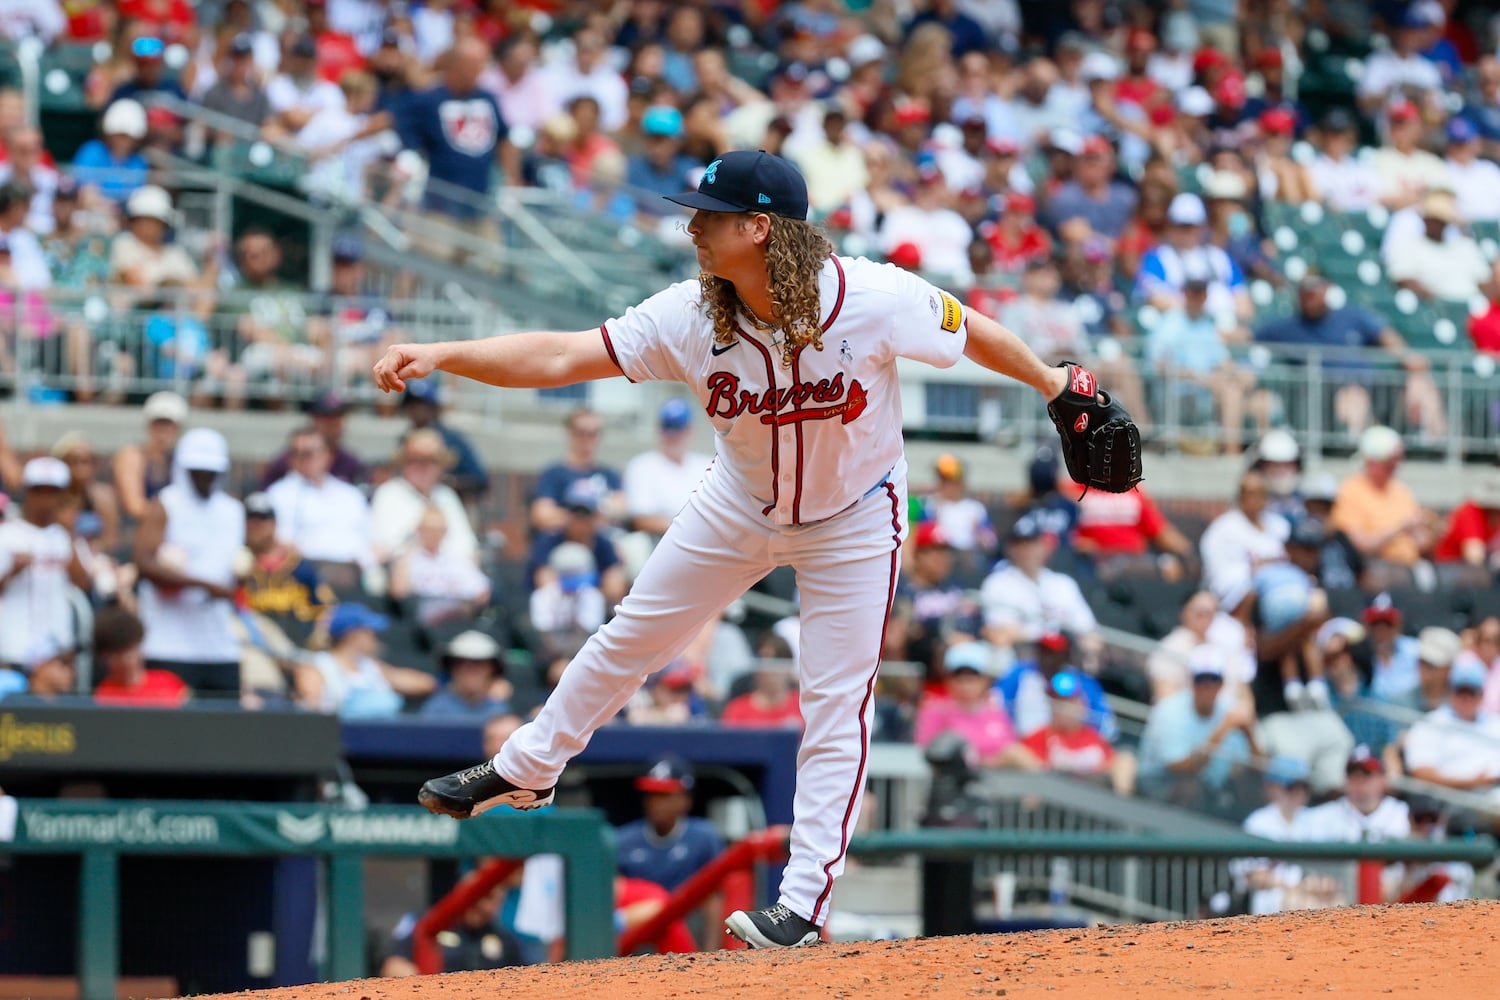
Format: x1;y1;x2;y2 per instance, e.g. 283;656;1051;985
528;541;606;644
983;193;1052;271
296;602;434;717
1136;194;1251;323
108;185;212;293
52;432;121;555
0;182;50;289
133;428;244;696
531;407;623;534
311;237;403;386
0;458;89;671
1202;167;1279;286
547;26;628;133
721;657;801;729
265;425;375;571
0;128;59;235
0;638;76;703
877;169;973;283
1021;670;1134;795
1300;747;1410;849
1014;446;1079;555
1396;794;1474;903
1200;471;1290;609
1251;429;1304;522
1386;191;1490;303
238;491;334;645
914;641;1040;770
621;398;708;574
484;31;559;133
1002;631;1116;741
380;882;527;976
1148;590;1255;703
1073;483;1194;576
1472;259;1500;354
1328;426;1434;572
1247;517;1337;715
1059;236;1130;339
1400;655;1500;797
625;659;707;725
109;36;188;106
1357;10;1445;118
199;33;269;136
304;0;363;83
1320;616;1403;754
114;390;186;520
626;106;699;221
1254;276;1447;440
913;453;996;555
1477;617;1500;715
401;381;489;500
981;516;1098;654
1359;592;1423;703
1042;135;1138;242
1254;109;1317;205
1469;56;1500;153
225;227;322;392
298;70;389;202
1235;757;1317;915
528;478;625;608
1137;648;1258;809
790;105;866;215
1145;277;1261;453
1397;626;1463;714
890;522;979;683
418;630;511;719
43;176;111;294
1443;118;1500;222
0;415;17;494
261;391;365;488
1370;101;1450;210
117;0;193;45
1000;257;1092;361
372;429;479;563
92;605;190;708
266;35;346;139
905;0;987;58
1306;110;1382;214
1433;475;1500;572
388;504;491;628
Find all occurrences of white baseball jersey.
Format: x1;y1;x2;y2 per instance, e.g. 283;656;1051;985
601;255;969;524
496;254;972;927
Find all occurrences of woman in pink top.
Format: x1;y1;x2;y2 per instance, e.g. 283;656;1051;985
914;642;1041;770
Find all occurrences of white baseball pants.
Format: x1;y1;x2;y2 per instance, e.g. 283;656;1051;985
495;464;907;925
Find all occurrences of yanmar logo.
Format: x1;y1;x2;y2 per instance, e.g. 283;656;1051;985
705;372;868;426
274;811;461;848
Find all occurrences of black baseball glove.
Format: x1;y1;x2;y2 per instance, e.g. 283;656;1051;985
1046;362;1143;493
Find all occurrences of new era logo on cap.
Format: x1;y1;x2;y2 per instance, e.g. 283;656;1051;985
666;150;809;220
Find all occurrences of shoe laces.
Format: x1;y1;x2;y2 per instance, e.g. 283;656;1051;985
455;761;495;785
765;904;795;925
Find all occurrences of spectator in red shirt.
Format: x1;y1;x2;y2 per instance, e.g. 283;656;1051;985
92;605;190;708
1021;671;1134;794
984;192;1053;271
1433;476;1500;575
1073;484;1194;580
720;658;801;729
306;0;365;85
1470;260;1500;354
1114;28;1166;116
117;0;195;46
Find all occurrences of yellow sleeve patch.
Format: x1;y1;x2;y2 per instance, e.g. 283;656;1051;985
938;290;963;333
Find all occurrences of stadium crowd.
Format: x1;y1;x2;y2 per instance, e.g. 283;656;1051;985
2;0;1500;948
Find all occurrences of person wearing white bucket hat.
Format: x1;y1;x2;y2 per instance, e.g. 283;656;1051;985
0;457;90;674
109;184;210;293
133;428;246;696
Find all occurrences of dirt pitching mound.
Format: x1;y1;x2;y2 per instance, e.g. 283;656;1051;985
191;900;1497;1000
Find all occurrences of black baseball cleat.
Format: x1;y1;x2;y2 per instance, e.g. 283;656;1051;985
417;759;555;819
725;904;822;949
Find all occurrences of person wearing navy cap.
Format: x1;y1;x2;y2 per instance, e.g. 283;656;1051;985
200;32;272;135
526;476;628;609
377;142;1136;949
623;397;712;540
615;754;724;945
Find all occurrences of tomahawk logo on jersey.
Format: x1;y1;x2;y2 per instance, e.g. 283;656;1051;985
600;256;969;525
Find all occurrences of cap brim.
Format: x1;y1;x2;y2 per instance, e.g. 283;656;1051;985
636;777;688;793
664;191;749;213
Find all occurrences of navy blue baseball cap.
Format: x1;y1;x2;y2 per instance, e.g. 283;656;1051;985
665;150;809;221
636;753;695;794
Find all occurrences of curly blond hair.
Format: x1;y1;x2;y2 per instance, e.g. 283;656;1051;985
701;215;835;369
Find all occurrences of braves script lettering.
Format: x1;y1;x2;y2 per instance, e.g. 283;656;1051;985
705;372;869;426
